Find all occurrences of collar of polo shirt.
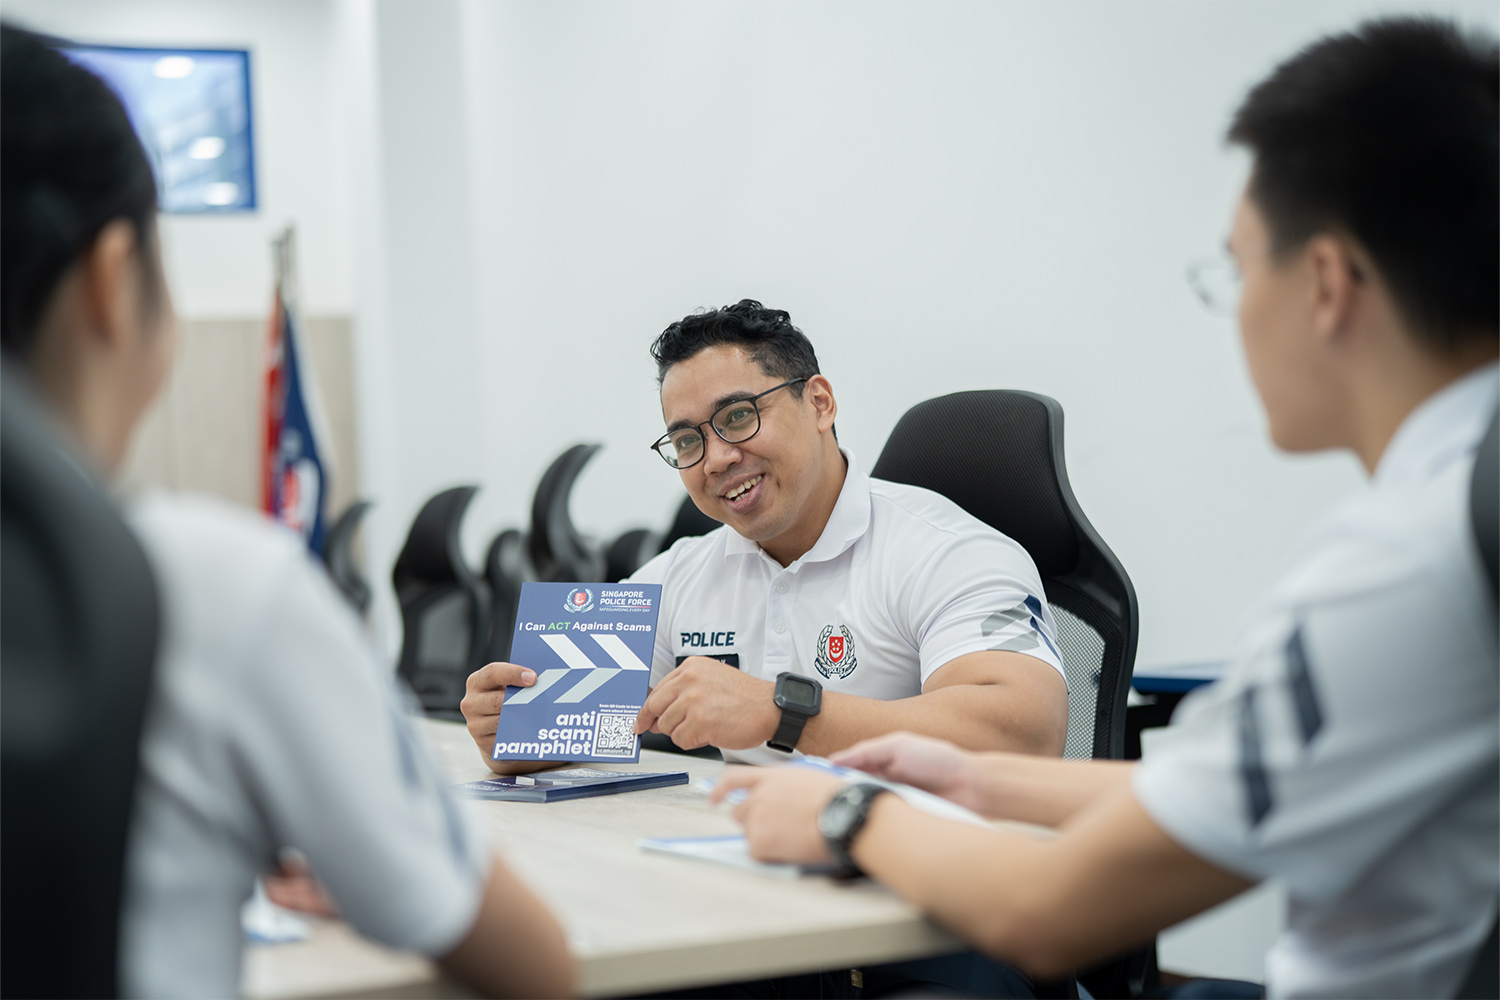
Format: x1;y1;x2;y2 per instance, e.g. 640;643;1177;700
1374;361;1499;489
723;448;872;569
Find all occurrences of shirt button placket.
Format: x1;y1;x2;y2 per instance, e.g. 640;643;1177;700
766;572;794;673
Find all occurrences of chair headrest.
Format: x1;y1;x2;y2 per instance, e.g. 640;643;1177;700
528;443;602;574
872;390;1081;577
661;494;721;550
392;485;479;586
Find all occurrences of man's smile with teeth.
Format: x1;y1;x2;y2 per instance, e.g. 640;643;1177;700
724;475;763;500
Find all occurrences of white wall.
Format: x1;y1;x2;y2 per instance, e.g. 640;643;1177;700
448;0;1499;671
11;0;1497;672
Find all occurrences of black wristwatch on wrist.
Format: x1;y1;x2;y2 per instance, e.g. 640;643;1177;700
819;783;891;877
767;671;822;753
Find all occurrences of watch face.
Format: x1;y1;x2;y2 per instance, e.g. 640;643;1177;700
819;789;861;840
779;676;819;710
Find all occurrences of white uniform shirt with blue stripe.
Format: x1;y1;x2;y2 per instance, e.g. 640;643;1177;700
123;495;490;999
628;449;1064;765
1134;364;1499;999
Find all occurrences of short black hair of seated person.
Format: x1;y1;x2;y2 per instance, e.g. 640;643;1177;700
1;23;161;361
1227;16;1498;352
650;299;821;393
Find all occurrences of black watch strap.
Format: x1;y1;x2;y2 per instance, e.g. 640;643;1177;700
820;783;891;876
767;708;810;753
768;672;821;753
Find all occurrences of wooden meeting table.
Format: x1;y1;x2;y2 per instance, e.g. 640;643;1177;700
242;718;962;998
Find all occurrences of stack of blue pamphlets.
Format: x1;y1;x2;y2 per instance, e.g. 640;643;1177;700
492;582;663;764
457;768;688;802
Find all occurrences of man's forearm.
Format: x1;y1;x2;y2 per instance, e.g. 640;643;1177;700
849;786;1253;979
439;858;576;997
795;684;1065;758
966;752;1136;826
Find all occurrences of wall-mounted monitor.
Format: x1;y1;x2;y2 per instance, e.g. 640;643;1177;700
62;45;257;214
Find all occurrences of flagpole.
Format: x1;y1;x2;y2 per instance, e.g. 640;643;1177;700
264;224;339;554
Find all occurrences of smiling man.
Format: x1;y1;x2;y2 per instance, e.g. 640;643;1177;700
461;300;1070;772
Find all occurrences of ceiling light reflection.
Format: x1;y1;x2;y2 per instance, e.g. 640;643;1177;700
188;136;226;160
153;56;195;79
204;182;239;206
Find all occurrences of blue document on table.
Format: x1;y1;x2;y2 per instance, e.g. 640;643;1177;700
491;582;662;764
457;768;688;802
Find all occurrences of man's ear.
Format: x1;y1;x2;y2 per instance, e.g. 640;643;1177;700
77;220;143;351
1305;234;1364;345
805;375;837;432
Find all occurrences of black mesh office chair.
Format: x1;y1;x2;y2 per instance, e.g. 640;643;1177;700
875;389;1138;1000
321;499;373;616
393;485;491;719
1;370;161;998
1455;407;1498;1000
528;443;606;582
872;390;1139;760
483;527;533;663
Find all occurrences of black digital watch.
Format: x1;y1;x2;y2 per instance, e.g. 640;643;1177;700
767;671;822;753
818;783;891;876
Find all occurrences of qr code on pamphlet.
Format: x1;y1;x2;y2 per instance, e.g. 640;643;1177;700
593;712;638;757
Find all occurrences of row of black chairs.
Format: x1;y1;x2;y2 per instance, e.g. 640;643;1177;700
326;445;720;720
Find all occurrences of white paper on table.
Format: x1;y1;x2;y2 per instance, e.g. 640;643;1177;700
642;756;1001;878
638;834;842;879
241;879;312;944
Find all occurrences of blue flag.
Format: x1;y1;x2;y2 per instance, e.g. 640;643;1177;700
262;254;329;553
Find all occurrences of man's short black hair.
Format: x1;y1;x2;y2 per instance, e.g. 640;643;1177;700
1227;17;1498;352
650;299;821;393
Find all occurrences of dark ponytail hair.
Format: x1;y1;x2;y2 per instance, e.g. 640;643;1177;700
1;23;160;360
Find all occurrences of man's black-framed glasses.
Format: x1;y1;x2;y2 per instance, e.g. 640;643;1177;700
650;377;808;469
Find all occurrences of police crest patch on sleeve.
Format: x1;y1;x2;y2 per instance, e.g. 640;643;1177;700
814;624;858;679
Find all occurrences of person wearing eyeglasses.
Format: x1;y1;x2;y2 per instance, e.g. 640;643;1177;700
462;299;1070;778
714;17;1498;1000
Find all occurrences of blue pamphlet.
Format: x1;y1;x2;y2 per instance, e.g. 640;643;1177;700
491;581;662;763
457;768;688;802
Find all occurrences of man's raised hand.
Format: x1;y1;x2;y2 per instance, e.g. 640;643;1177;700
460;661;550;775
632;656;778;751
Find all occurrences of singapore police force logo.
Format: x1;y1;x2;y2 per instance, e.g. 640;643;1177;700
564;588;594;614
814;625;857;679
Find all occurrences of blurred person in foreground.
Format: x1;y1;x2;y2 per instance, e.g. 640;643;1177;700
716;17;1498;999
0;24;572;999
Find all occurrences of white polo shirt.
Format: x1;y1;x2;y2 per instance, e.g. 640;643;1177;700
123;494;490;999
1134;364;1499;999
627;450;1064;765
